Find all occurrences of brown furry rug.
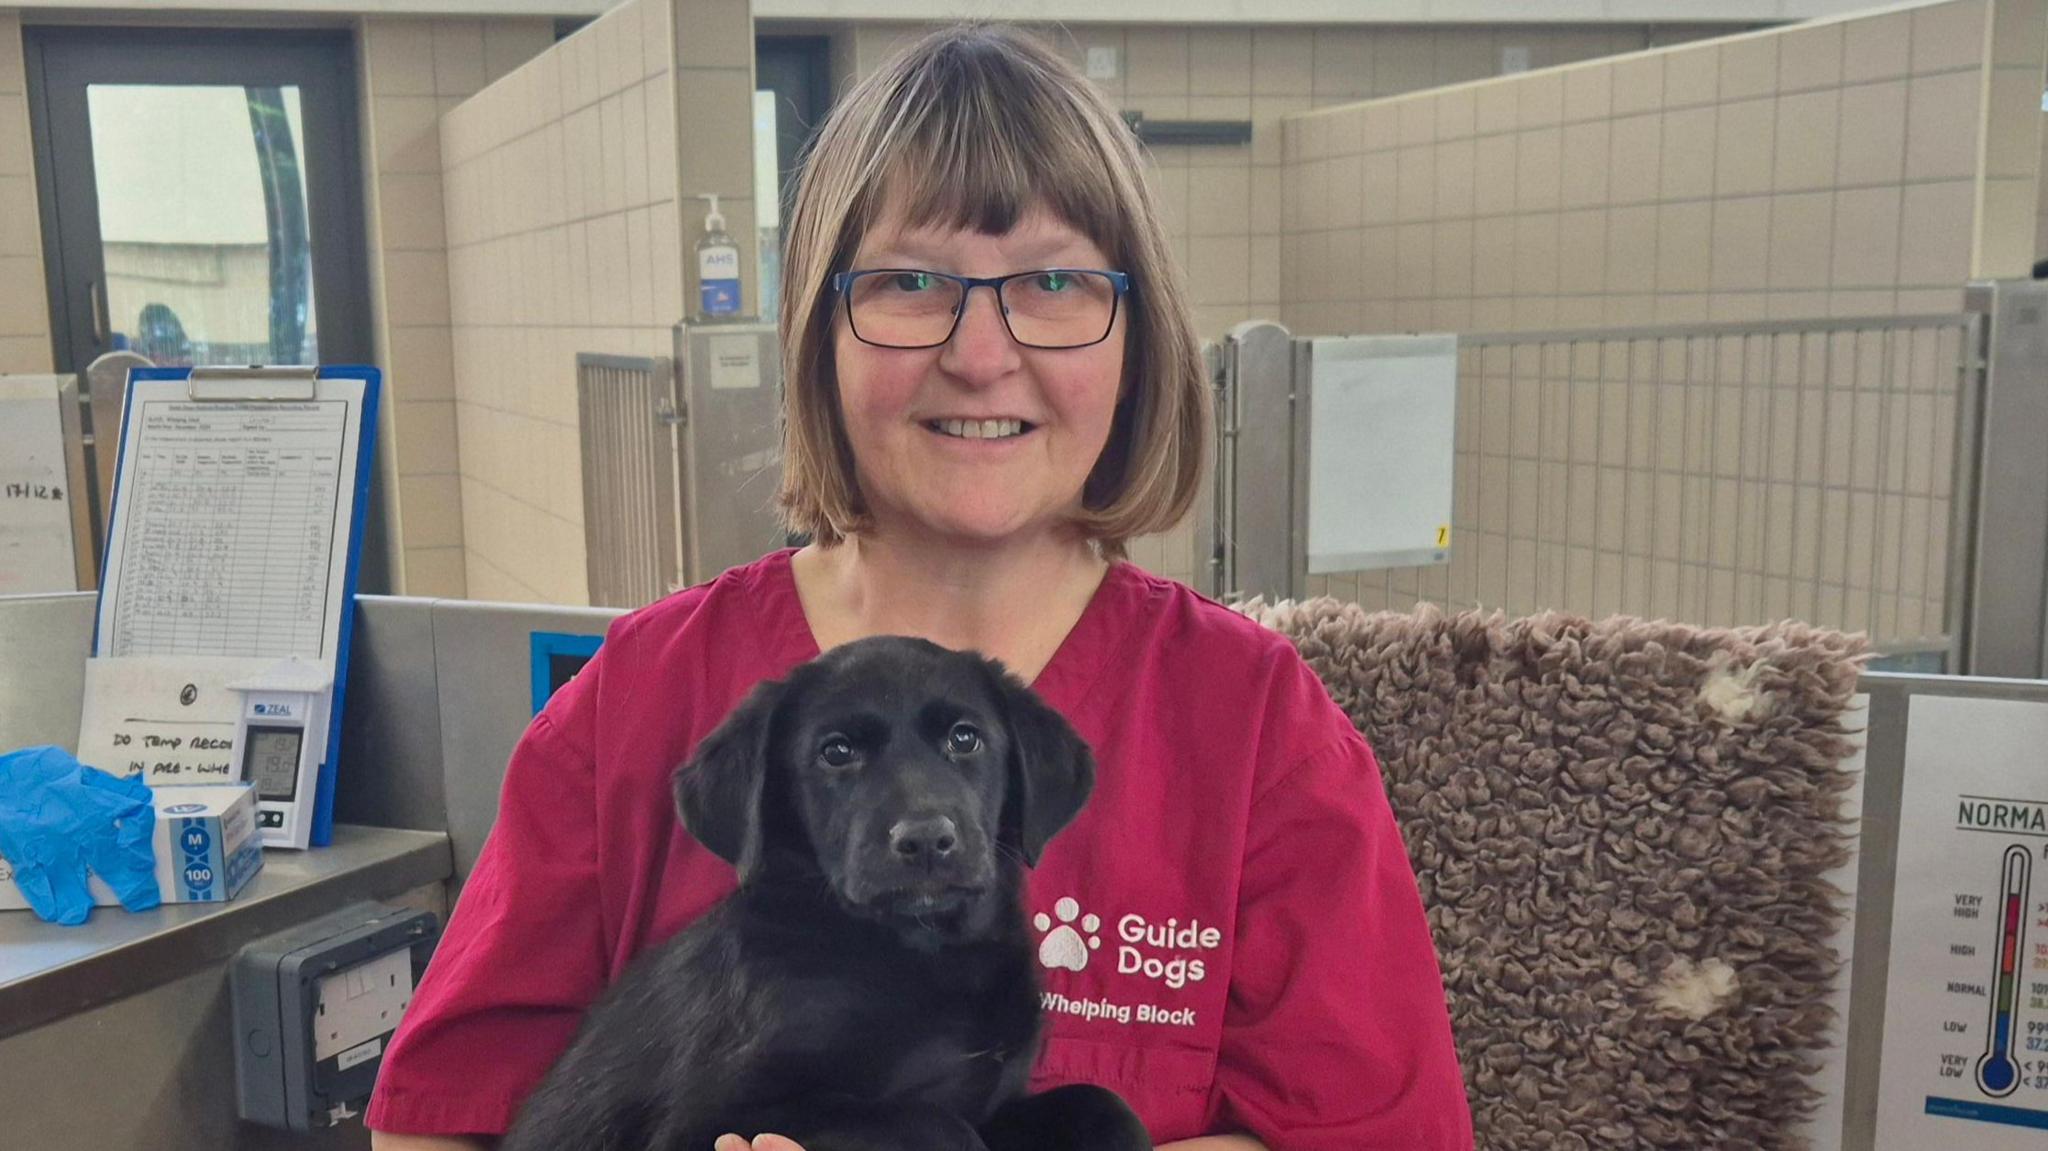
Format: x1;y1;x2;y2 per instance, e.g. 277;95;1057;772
1231;599;1868;1149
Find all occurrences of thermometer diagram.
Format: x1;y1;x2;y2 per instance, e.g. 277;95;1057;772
1975;844;2031;1098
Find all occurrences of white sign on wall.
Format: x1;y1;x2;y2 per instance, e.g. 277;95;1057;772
1874;694;2048;1148
0;376;85;594
1304;334;1457;574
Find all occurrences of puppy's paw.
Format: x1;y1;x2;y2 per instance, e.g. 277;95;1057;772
982;1084;1152;1151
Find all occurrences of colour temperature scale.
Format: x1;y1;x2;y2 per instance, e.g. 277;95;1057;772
1977;845;2031;1098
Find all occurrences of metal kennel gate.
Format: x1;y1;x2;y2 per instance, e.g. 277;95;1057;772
1205;311;1996;672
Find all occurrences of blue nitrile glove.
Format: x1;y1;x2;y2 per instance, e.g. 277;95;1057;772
0;746;161;925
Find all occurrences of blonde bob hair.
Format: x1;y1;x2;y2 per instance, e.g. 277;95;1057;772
775;24;1211;559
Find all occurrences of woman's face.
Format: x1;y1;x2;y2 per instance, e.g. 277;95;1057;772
832;206;1127;548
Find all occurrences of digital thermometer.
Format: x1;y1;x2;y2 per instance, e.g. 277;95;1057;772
229;659;333;849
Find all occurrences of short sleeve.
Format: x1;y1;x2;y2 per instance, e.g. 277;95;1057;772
1207;730;1475;1150
366;657;610;1135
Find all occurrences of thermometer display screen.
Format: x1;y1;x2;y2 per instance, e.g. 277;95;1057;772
245;725;304;801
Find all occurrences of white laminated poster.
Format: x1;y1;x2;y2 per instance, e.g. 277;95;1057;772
1874;694;2048;1148
0;374;84;593
1304;334;1457;573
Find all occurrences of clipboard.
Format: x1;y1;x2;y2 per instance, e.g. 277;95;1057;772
75;365;381;849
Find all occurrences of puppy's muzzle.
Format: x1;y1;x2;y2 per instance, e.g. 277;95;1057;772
889;816;959;867
854;807;993;917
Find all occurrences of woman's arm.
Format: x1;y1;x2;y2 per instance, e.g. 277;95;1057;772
365;633;619;1136
717;1134;1266;1151
1208;726;1473;1149
369;1134;492;1151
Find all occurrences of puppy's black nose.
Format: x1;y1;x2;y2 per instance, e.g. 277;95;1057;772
889;816;959;862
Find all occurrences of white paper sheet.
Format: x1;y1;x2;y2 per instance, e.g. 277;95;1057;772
72;655;273;784
1305;335;1458;573
0;375;82;594
96;397;353;660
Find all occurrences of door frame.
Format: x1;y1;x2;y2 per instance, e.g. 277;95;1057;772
24;25;374;375
754;34;833;217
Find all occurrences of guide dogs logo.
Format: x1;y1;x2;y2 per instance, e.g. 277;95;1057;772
1036;895;1216;1028
1034;896;1102;971
1036;897;1226;991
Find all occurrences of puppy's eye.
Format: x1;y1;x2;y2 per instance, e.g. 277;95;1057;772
945;723;984;756
818;736;857;767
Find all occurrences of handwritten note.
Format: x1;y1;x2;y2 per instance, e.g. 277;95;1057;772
72;655;270;783
0;375;82;594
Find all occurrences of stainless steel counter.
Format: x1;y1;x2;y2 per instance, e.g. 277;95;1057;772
0;824;451;1041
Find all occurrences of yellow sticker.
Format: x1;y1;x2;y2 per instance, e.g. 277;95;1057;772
1435;524;1451;548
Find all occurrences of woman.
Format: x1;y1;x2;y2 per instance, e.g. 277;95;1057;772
369;24;1471;1151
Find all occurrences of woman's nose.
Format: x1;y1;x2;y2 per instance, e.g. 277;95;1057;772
939;285;1022;382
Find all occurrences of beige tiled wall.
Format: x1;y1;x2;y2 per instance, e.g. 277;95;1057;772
834;22;1729;350
0;12;52;373
825;19;1730;590
360;16;554;598
1276;0;2045;639
440;0;754;606
1402;322;1969;646
1979;0;2048;271
1281;0;2040;335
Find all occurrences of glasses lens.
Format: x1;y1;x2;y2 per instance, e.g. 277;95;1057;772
1001;271;1118;348
847;270;965;348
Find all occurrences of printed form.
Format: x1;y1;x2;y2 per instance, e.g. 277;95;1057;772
101;400;348;659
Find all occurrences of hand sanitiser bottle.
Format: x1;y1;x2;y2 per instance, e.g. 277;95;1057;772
695;194;742;318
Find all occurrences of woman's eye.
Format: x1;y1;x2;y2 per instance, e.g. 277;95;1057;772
819;737;856;767
890;271;934;292
946;723;984;755
1033;271;1070;292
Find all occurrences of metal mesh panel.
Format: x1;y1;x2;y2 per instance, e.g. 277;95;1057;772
1316;315;1985;664
575;353;679;609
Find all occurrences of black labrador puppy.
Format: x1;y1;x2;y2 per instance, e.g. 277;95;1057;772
501;636;1152;1151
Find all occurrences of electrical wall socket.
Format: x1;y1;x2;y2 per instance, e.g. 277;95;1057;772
312;947;412;1063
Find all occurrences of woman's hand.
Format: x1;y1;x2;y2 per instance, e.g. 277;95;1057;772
714;1135;806;1151
712;1130;1260;1150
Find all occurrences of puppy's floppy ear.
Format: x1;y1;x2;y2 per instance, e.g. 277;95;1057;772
674;677;784;878
991;667;1096;867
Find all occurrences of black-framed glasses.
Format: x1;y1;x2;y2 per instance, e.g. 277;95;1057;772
829;268;1132;350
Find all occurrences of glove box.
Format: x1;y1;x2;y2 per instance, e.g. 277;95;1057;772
0;782;263;913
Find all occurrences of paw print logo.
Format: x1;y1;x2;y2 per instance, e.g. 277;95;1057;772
1033;897;1102;972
